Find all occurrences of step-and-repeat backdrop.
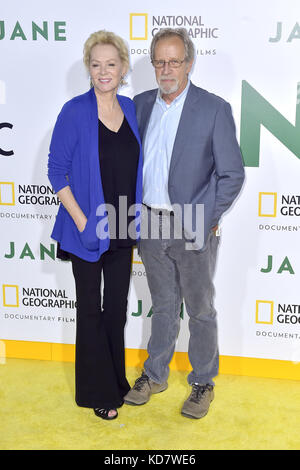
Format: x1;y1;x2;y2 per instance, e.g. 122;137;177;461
1;0;300;368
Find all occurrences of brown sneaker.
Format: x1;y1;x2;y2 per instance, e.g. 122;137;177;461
124;371;168;406
181;384;214;419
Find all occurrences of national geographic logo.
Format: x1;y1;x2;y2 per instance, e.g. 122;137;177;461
258;192;277;218
130;14;148;40
256;300;300;327
2;284;19;307
258;192;300;233
0;183;59;206
0;182;15;205
130;13;219;40
129;13;218;57
0;182;59;222
2;284;76;312
255;298;300;362
258;192;300;218
0;20;66;41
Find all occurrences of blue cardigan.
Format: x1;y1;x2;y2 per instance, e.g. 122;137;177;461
48;88;143;261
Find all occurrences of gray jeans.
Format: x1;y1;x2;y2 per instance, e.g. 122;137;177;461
139;205;219;386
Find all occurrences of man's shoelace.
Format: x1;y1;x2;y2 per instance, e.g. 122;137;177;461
133;373;150;391
190;384;212;403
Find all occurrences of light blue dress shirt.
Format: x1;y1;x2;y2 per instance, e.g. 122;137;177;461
143;80;190;210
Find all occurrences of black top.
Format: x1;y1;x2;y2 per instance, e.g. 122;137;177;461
98;116;139;250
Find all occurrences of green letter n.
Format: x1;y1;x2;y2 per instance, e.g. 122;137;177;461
240;80;300;167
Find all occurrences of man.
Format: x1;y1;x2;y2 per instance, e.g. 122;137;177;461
124;28;244;419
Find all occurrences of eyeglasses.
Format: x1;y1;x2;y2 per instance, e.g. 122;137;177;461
151;59;186;69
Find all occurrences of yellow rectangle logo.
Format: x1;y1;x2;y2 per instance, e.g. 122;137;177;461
130;13;148;40
3;285;19;307
256;300;274;325
0;182;15;205
258;192;277;217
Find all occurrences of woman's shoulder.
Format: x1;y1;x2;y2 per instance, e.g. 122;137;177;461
117;93;134;107
62;89;92;110
57;89;93;122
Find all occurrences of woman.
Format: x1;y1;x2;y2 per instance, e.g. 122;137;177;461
48;31;143;420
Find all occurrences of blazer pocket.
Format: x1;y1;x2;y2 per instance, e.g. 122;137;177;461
78;214;99;251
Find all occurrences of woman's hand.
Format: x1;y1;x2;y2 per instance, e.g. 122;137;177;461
57;186;87;233
77;216;88;233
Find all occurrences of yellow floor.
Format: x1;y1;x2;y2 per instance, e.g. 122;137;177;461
1;358;300;450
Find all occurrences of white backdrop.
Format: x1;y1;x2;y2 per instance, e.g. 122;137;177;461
1;0;300;367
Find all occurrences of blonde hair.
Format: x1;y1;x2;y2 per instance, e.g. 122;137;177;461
83;30;129;86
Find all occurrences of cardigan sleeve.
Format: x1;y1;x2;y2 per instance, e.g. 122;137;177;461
47;101;78;193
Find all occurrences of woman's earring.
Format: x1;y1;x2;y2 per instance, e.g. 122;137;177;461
120;74;126;86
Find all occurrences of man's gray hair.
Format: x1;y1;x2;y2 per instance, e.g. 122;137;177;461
150;28;195;63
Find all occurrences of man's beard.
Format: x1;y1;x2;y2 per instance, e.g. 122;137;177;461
158;77;179;95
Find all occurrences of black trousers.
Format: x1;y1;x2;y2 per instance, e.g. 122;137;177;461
70;247;132;409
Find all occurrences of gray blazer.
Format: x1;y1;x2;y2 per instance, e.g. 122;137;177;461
134;82;245;248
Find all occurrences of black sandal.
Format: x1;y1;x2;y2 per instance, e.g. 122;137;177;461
93;408;118;420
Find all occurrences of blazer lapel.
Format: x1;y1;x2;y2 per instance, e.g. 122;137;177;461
139;91;157;144
168;83;202;179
